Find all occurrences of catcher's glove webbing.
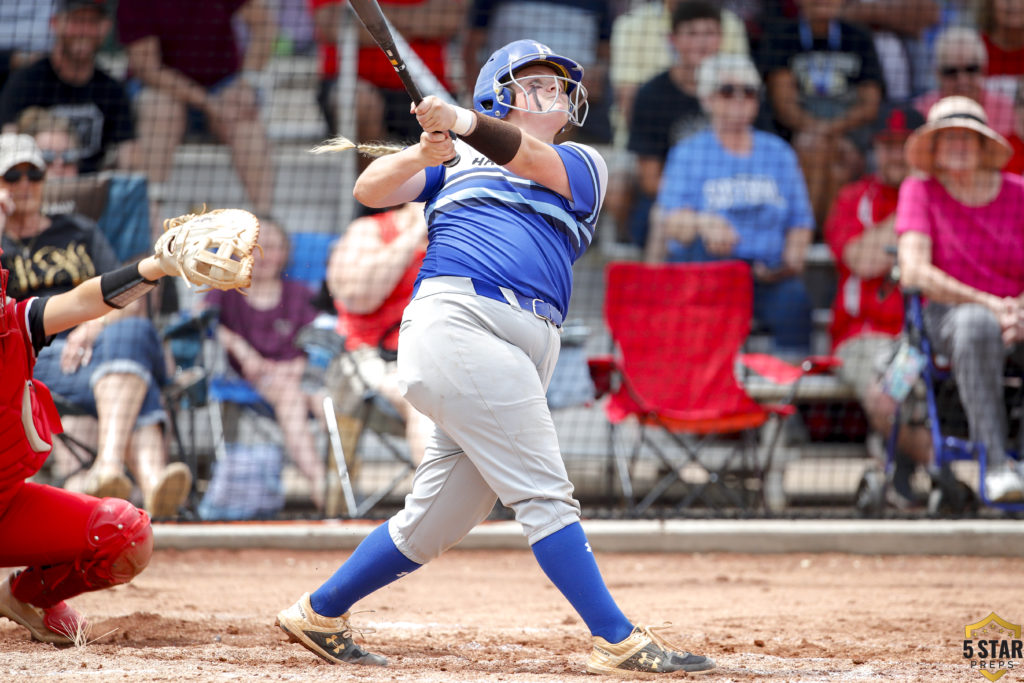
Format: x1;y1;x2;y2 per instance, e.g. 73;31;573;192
155;208;260;291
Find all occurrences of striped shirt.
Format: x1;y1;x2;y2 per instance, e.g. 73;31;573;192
414;139;607;317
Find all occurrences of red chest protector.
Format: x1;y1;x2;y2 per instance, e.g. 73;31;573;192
0;298;63;490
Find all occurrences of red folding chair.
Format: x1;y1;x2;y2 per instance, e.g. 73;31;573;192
596;261;836;513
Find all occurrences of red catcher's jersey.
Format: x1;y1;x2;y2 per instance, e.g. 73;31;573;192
0;298;63;490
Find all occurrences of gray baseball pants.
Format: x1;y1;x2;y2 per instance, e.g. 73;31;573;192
388;276;581;565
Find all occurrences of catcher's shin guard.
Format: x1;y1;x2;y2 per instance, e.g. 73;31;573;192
10;498;153;608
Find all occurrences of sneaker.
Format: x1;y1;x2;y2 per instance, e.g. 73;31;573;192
0;575;85;646
276;593;387;666
586;624;715;675
145;462;192;519
985;466;1024;503
83;467;133;501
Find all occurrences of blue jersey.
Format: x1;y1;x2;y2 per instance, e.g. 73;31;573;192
656;129;814;268
414;138;607;317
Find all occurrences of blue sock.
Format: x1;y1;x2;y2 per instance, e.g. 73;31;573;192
310;523;421;617
531;522;634;643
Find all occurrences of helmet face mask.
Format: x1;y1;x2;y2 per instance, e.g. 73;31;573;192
499;68;588;125
473;40;589;128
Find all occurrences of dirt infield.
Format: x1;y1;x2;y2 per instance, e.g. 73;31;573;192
3;547;1022;681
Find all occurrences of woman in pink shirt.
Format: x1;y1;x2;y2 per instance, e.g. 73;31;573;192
896;95;1024;503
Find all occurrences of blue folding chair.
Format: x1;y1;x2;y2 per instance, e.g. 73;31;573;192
284;231;337;290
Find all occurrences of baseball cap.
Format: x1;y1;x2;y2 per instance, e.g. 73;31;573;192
56;0;109;15
872;103;926;142
0;134;46;176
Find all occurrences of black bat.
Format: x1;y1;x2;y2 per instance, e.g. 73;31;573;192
348;0;459;167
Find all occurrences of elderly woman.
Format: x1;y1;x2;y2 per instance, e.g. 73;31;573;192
896;95;1024;503
649;52;815;352
0;133;189;517
913;27;1015;138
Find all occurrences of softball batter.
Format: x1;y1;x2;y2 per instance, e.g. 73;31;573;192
277;39;715;675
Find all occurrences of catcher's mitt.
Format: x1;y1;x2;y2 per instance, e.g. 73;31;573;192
155;208;260;291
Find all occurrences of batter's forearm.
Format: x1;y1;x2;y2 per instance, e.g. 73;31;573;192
353;148;430;208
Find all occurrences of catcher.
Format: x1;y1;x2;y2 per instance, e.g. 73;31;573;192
0;206;258;644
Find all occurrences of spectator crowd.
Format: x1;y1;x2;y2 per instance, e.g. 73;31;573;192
3;0;1024;515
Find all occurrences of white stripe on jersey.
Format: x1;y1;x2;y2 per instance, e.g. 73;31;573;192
428;186;591;253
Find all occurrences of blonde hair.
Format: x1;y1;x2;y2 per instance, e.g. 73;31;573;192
310;136;404;158
15;107;80;146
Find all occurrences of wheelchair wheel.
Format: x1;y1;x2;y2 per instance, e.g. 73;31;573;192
927;478;979;517
855;469;886;518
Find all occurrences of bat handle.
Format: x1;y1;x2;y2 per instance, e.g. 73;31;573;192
408;90;460;168
443;139;461;168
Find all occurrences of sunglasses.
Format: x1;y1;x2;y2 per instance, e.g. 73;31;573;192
40;149;82;166
716;84;759;99
939;63;982;78
2;166;45;183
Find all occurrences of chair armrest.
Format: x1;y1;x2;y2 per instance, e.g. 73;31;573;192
587;355;617;400
163;307;219;340
800;355;843;375
739;353;842;385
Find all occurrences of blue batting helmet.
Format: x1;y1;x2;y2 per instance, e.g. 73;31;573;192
472;39;588;127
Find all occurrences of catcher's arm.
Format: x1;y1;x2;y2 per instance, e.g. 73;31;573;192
44;208;261;335
42;257;168;336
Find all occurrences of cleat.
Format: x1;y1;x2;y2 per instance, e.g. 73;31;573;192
276;593;387;666
587;624;715;675
0;575;84;646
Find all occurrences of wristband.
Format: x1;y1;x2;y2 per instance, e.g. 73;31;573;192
463;112;523;166
451;106;476;136
100;262;158;309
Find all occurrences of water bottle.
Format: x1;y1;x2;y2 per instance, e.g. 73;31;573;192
880;340;927;402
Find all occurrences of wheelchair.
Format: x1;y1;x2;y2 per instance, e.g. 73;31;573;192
856;291;1024;516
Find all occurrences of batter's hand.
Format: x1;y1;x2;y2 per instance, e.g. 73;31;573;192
418;131;456;166
412;96;455;133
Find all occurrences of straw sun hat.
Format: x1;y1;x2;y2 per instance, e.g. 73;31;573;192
905;96;1013;175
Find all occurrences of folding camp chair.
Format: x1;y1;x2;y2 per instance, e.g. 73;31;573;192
597;261;834;514
859;291;1024;515
285;231;337;290
316;319;419;518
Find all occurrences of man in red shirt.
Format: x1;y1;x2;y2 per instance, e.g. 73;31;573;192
825;103;931;502
310;0;464;144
